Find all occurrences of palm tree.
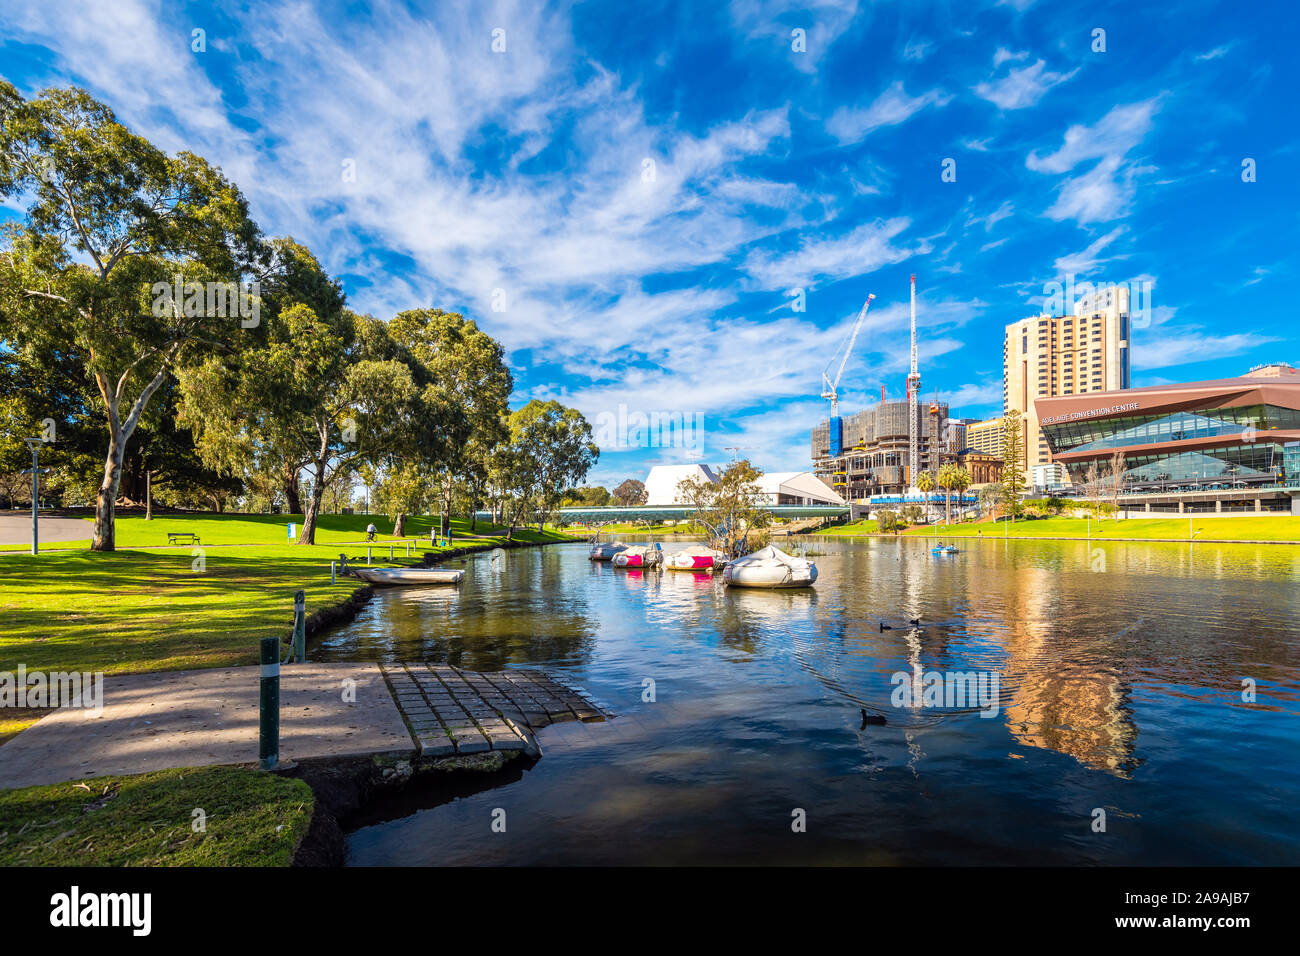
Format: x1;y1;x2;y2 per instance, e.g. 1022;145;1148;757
917;470;936;522
936;463;958;524
950;466;971;521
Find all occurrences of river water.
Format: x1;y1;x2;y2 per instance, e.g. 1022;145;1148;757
315;537;1300;865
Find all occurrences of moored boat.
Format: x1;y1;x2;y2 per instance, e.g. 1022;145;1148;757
665;546;725;571
589;541;628;561
352;566;465;587
612;544;664;568
722;545;817;589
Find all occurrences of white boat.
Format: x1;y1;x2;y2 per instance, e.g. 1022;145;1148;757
352;567;465;587
665;546;725;571
612;544;664;568
723;545;817;589
589;541;628;561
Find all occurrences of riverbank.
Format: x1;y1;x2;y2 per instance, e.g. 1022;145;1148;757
817;515;1300;543
0;518;576;698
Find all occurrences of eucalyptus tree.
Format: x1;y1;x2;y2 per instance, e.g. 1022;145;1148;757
0;82;266;549
489;400;597;535
612;478;647;506
178;305;418;544
384;309;512;531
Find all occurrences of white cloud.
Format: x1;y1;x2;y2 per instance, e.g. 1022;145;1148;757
1026;99;1160;174
728;0;861;73
1135;331;1278;370
903;37;933;61
1027;99;1161;225
1043;156;1138;223
826;81;952;144
1051;225;1128;274
1195;44;1235;61
743;217;924;289
974;57;1078;110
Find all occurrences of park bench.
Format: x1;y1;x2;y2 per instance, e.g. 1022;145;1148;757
166;532;201;545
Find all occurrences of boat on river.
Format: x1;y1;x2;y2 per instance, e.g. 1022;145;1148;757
589;541;628;561
932;545;959;555
352;566;465;587
722;545;817;589
666;546;725;571
612;544;664;568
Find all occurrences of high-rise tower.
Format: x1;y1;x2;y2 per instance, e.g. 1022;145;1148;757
907;274;921;489
1002;284;1131;478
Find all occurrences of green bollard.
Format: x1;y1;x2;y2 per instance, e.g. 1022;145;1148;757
293;589;306;663
259;637;280;770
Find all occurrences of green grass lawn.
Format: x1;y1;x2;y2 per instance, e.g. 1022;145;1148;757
0;510;528;551
897;515;1300;541
0;517;575;676
0;766;313;866
818;519;880;535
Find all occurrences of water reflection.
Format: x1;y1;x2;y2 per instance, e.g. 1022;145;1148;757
325;537;1300;865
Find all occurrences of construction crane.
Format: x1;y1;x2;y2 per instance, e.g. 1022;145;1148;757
907;275;921;491
821;294;875;418
820;294;874;463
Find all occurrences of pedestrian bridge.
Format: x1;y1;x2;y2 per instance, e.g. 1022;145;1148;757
474;504;850;524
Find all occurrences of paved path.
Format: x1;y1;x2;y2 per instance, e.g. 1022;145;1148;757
0;513;91;546
0;662;610;790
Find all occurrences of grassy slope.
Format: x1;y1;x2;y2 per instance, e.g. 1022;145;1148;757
0;766;313;866
0;518;575;675
0;511;529;551
818;519;880;536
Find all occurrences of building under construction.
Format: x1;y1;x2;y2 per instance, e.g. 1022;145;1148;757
810;275;961;500
811;399;955;499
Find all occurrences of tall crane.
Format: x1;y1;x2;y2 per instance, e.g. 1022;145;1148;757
907;274;921;491
820;294;874;464
821;294;875;418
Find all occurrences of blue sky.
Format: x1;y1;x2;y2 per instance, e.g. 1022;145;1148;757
2;0;1297;488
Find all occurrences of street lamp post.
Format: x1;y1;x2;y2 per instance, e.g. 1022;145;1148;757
22;437;47;556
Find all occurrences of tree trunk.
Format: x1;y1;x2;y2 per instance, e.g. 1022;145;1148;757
145;470;153;520
394;512;406;537
283;462;302;515
298;461;327;545
93;429;128;551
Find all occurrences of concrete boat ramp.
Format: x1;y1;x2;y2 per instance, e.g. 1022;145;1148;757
0;662;612;790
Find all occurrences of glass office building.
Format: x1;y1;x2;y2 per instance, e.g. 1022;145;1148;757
1037;368;1300;494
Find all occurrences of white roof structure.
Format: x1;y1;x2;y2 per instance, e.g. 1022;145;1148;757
644;464;719;505
754;471;845;506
